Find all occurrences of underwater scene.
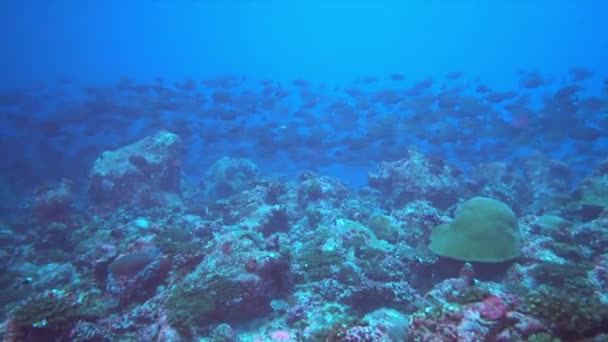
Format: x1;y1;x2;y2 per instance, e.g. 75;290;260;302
2;1;608;341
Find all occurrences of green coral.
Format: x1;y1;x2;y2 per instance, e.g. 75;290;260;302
297;227;346;281
11;291;78;330
450;287;492;304
76;292;117;319
526;332;561;342
530;261;594;296
574;170;608;208
206;276;244;307
548;242;584;261
301;317;363;342
155;226;201;256
369;214;399;243
232;229;263;246
337;219;391;261
165;283;216;331
336;263;362;285
429;197;521;262
537;215;571;232
358;259;392;281
305;207;323;228
523;290;608;339
0;269;32;315
301;248;345;281
299;180;324;202
165;275;244;331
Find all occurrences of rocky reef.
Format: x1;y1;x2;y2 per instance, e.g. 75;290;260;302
2;131;608;342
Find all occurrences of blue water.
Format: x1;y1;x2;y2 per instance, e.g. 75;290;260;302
2;2;607;86
1;0;607;192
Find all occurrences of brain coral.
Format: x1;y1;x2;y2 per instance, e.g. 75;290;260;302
428;197;521;262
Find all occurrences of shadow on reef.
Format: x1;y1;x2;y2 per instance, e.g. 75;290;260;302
431;257;516;283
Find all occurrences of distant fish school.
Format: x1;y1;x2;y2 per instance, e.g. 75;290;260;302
1;69;605;191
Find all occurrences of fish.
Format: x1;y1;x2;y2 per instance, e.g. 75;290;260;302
2;67;607;202
372;90;401;105
292;79;310;88
475;85;491;94
175;78;197;91
390;73;405;81
358;76;378;84
212;91;233;104
569;67;593;82
518;71;545;89
485;91;517;103
568;125;604;141
446;71;463;80
554;85;581;101
406;78;433;96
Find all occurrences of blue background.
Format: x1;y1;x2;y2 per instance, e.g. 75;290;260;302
2;1;607;89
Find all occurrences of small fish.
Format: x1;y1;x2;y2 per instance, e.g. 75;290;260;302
358;76;378;84
475;85;490;94
410;78;433;92
486;91;517;103
518;71;545;88
174;78;197;91
511;116;529;129
569;126;603;141
554;85;581;101
446;71;463;80
569;67;593;81
292;79;310;88
212;91;232;103
390;73;405;81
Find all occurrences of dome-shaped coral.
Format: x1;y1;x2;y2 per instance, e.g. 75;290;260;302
428;197;521;262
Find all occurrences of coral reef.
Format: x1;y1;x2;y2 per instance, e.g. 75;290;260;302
429;197;521;262
2;130;608;341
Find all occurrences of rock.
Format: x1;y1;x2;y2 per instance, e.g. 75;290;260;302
106;247;170;303
522;152;573;213
469;162;532;214
568;157;608;221
368;146;466;209
296;171;349;206
88;131;184;208
32;179;73;222
363;308;409;341
167;230;291;326
202;157;258;200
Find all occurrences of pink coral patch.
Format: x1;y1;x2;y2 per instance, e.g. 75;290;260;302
479;295;507;320
271;330;291;341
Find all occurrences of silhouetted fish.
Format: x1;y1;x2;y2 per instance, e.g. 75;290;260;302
175;78;197;91
486;91;517;103
569;67;593;81
518;71;545;88
358;76;378;84
569;126;604;141
554;85;581;101
446;72;463;80
406;78;433;96
390;73;405;81
475;85;490;94
292;79;310;88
